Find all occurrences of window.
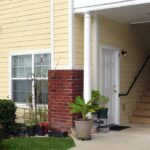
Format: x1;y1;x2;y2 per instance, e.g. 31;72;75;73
11;53;51;105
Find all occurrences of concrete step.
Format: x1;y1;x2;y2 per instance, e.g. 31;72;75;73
146;85;150;90
137;103;150;110
143;91;150;97
133;109;150;117
140;97;150;103
130;116;150;124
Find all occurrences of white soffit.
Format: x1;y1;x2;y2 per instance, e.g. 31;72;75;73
74;0;150;24
98;3;150;24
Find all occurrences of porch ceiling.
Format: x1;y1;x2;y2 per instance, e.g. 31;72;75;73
96;3;150;24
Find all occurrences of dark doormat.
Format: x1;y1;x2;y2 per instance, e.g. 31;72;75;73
109;125;130;131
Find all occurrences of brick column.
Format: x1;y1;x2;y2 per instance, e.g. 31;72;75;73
48;70;83;132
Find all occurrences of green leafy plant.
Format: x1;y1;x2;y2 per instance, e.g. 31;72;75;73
37;106;48;123
0;99;16;134
25;96;36;127
99;95;109;108
25;95;48;126
70;95;100;121
25;110;37;127
92;90;100;104
92;90;109;108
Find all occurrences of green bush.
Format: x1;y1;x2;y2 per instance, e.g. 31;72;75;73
0;99;16;134
0;127;5;140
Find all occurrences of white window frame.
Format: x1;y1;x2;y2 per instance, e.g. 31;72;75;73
9;49;51;108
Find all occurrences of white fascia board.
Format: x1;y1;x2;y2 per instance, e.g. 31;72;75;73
68;0;74;69
74;0;150;13
51;0;54;69
74;0;127;8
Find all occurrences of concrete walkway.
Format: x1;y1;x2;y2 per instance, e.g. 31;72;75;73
70;124;150;150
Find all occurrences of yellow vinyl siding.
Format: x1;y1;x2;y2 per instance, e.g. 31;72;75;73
0;0;50;99
74;14;84;69
0;0;70;99
53;0;69;67
0;0;51;51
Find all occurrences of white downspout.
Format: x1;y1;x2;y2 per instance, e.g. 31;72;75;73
51;0;54;69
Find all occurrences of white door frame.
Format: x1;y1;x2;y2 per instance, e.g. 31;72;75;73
99;45;120;125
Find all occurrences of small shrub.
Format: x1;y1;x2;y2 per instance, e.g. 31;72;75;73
0;127;4;140
0;99;16;134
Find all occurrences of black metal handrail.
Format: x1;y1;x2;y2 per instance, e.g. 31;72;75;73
119;55;150;97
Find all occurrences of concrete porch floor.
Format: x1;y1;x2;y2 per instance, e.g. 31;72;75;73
70;124;150;150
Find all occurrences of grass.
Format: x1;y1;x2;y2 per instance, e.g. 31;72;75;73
0;137;75;150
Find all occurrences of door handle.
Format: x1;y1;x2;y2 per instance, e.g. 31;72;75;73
113;89;117;93
113;85;117;93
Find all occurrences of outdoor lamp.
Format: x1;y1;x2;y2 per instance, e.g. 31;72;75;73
121;50;127;57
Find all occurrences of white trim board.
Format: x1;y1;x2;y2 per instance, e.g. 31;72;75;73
51;0;54;69
74;0;150;13
68;0;74;69
9;49;51;56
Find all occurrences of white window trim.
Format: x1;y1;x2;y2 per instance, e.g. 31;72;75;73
9;49;51;108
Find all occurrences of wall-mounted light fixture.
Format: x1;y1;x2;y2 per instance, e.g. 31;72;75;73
121;50;127;57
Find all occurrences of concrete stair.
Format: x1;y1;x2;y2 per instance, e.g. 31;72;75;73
130;88;150;124
136;103;150;110
143;90;150;97
130;116;150;124
133;109;150;117
141;97;150;103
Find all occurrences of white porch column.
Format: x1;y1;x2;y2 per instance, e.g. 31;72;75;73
84;12;91;103
93;14;99;90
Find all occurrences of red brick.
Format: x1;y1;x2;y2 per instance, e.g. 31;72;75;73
48;70;83;132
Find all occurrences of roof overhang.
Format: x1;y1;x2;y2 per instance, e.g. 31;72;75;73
74;0;150;13
74;0;150;24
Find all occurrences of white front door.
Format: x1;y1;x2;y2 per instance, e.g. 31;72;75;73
101;46;120;125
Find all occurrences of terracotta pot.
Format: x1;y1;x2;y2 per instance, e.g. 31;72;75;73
75;120;93;140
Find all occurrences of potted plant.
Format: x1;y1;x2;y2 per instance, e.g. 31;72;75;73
25;96;37;136
25;112;37;136
96;94;109;119
25;103;48;136
70;95;100;140
36;106;48;136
